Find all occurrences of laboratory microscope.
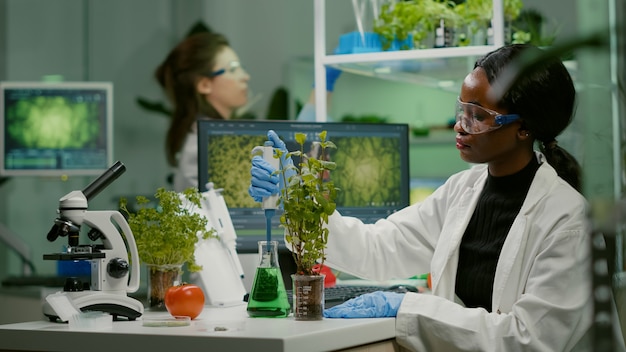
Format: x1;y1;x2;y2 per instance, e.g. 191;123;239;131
41;161;144;321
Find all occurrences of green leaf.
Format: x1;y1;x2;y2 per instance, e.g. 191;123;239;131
295;133;306;145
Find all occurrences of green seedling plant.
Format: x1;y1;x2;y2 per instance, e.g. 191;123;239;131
277;131;339;276
373;0;460;50
374;0;524;49
454;0;523;26
455;0;525;44
120;187;217;272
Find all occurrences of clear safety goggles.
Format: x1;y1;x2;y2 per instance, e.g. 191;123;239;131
209;61;246;77
455;98;520;134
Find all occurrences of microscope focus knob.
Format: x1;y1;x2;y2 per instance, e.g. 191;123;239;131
107;258;129;279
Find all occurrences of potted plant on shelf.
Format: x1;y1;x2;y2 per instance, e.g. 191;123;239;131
374;0;524;49
277;131;339;320
454;0;524;45
373;0;460;50
120;187;216;310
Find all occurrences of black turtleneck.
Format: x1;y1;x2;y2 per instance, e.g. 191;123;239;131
455;157;540;311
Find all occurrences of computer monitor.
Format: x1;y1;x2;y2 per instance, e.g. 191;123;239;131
0;81;113;177
197;119;410;252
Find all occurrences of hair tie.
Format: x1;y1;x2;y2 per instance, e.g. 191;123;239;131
543;139;558;150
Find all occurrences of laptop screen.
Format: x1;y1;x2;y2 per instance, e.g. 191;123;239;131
197;119;410;252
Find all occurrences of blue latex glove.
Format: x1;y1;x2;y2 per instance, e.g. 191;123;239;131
323;291;405;318
325;65;342;92
248;130;295;202
312;65;342;92
312;46;342;92
248;156;279;202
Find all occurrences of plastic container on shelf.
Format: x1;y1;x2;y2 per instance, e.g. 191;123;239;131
338;31;413;54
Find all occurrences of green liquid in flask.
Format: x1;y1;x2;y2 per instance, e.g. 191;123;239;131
247;241;291;318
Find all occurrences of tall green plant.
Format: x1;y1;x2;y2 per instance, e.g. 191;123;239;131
278;131;339;276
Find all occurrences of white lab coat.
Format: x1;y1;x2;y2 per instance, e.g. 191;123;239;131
173;129;198;192
324;152;594;351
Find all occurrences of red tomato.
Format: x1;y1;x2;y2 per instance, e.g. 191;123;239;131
312;264;336;288
164;283;205;319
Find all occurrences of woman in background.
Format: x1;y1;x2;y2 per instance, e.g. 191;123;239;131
156;32;248;192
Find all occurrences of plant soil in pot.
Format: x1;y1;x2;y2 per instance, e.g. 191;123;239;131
291;274;326;321
147;263;182;310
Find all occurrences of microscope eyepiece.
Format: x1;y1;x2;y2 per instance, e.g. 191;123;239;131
82;161;125;201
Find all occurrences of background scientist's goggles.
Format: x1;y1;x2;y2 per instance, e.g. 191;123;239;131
455;98;520;134
209;61;246;78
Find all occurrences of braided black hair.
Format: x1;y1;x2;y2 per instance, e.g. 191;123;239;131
476;44;582;191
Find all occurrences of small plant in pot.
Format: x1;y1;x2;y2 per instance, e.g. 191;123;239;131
277;131;339;320
454;0;524;45
373;0;459;49
120;187;216;310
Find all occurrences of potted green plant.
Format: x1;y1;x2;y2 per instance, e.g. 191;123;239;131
373;0;460;50
277;131;339;320
120;187;216;310
454;0;524;45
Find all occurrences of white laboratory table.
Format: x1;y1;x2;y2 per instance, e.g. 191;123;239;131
0;303;398;352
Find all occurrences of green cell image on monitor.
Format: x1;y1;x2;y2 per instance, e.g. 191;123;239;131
197;120;410;252
206;134;266;209
0;81;113;176
332;136;402;207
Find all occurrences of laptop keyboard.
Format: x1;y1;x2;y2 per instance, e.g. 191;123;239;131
287;285;389;308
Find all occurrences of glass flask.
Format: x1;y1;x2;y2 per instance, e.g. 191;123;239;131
246;241;291;318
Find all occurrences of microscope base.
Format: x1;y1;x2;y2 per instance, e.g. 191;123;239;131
43;291;144;322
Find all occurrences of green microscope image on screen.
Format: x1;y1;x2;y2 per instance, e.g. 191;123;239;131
206;133;401;209
207;134;267;209
332;136;401;207
6;96;101;149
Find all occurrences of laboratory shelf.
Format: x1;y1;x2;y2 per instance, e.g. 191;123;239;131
313;0;505;122
323;46;500;90
322;45;499;66
328;54;479;92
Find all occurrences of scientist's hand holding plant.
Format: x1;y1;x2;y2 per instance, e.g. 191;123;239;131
248;131;405;318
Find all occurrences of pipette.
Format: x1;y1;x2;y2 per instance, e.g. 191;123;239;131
260;141;280;246
247;142;291;318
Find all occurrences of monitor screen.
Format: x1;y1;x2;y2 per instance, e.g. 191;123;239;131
197;119;410;252
0;81;113;177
